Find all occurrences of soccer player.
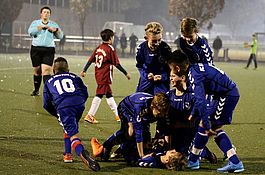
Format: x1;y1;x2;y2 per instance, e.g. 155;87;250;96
245;33;258;69
168;50;244;173
90;92;170;163
28;6;63;96
136;22;171;95
80;29;131;124
179;17;213;65
43;57;100;171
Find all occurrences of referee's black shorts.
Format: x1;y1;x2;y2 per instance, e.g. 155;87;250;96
30;46;55;67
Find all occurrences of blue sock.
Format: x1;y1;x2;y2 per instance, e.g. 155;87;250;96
71;138;84;156
215;130;240;164
189;127;209;162
64;133;71;154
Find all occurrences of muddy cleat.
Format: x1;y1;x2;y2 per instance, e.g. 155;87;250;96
80;150;100;172
91;137;104;157
115;116;121;122
187;159;200;170
84;114;99;124
63;153;73;163
31;90;40;96
217;161;244;173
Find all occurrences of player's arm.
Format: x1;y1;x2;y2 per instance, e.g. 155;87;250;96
115;64;131;80
76;76;89;100
133;120;145;158
28;20;41;37
80;60;93;77
43;84;58;117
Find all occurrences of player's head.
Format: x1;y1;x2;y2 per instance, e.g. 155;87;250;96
53;57;69;74
150;93;170;118
181;17;199;45
170;71;187;92
163;150;187;171
144;22;163;51
40;6;51;20
252;33;256;38
168;49;189;77
101;29;114;44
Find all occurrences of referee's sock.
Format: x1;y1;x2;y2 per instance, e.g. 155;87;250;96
33;75;42;92
43;75;51;84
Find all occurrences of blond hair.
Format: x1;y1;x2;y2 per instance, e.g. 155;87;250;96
145;22;163;35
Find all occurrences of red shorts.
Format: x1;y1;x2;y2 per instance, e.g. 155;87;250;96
96;84;112;95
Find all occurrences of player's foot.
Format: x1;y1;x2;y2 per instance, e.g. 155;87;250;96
217;161;244;173
80;150;100;172
91;137;104;157
187;159;200;170
30;90;40;96
84;114;99;124
63;153;73;163
115;115;121;122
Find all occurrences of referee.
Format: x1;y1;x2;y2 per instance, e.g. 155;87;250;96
28;6;63;96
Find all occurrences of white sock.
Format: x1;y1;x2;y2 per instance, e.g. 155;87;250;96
106;97;118;116
88;96;102;116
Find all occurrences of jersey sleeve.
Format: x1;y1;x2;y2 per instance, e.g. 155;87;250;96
43;83;58;117
109;45;120;66
28;20;39;37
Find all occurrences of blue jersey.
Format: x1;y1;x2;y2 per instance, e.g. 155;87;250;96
136;41;171;94
28;19;63;47
137;152;165;168
187;63;239;122
119;92;155;143
43;72;88;116
179;36;213;65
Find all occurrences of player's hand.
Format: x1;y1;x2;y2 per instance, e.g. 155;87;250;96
38;25;47;31
147;73;154;80
126;73;131;80
188;115;193;121
206;129;217;136
80;71;86;77
128;122;133;136
154;75;161;81
47;27;58;33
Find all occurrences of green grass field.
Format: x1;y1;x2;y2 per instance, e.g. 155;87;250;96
0;53;265;175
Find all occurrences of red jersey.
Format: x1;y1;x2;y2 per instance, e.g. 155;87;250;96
89;43;120;85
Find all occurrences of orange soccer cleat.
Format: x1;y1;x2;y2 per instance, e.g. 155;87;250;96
84;114;99;124
91;137;104;157
63;153;73;163
115;115;121;122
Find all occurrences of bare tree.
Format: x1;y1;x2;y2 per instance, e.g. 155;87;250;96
168;0;225;27
70;0;93;51
0;0;23;48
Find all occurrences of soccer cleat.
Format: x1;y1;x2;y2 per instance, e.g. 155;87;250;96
63;153;73;163
30;90;40;96
84;114;99;124
91;137;104;157
115;116;121;122
80;150;100;172
203;147;217;164
187;159;200;170
217;161;244;173
110;146;123;159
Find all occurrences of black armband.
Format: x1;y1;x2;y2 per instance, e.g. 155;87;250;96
83;60;92;72
116;64;128;76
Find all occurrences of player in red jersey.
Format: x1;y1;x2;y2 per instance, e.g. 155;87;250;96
81;29;131;124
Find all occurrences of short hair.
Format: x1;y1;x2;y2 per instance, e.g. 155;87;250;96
151;93;170;117
165;152;187;171
53;57;69;73
100;29;114;41
180;17;199;36
40;6;51;14
145;22;163;35
168;50;189;77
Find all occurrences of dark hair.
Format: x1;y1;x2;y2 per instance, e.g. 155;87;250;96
53;57;69;73
40;6;51;14
181;17;199;36
168;50;189;76
100;29;114;41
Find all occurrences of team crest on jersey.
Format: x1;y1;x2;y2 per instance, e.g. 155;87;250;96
184;102;191;110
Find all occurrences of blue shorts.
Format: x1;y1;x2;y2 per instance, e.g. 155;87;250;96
207;95;239;126
57;105;85;137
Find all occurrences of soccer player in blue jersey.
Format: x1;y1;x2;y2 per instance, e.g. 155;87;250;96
90;92;170;163
136;22;172;94
28;6;63;96
180;17;213;65
168;50;244;173
43;57;100;171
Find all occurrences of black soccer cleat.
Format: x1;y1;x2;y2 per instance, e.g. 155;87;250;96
30;90;40;96
80;150;100;171
204;146;218;164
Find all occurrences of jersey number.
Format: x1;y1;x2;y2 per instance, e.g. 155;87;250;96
95;55;103;68
54;79;75;95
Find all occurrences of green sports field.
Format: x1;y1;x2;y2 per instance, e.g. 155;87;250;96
0;53;265;175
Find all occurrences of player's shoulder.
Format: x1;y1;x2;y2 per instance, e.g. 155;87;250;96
107;44;115;51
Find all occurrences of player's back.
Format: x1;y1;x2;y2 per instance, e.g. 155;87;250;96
189;63;239;97
44;72;88;109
